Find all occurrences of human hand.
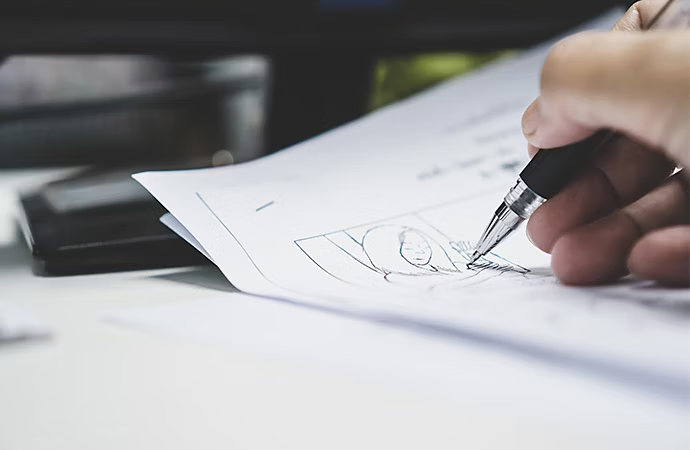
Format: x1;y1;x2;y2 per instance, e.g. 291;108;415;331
521;0;689;286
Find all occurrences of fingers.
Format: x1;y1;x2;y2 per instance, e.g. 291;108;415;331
628;225;690;286
613;0;669;31
549;171;689;285
522;0;668;155
526;167;617;253
522;30;690;167
593;136;674;205
521;2;689;286
526;135;674;253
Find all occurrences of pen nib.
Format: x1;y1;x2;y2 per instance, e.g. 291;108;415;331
467;250;482;267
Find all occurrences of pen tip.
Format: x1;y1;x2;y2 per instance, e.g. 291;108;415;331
467;251;482;266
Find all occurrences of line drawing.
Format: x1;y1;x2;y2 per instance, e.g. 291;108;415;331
295;206;532;292
196;190;690;325
255;201;275;212
193;191;690;399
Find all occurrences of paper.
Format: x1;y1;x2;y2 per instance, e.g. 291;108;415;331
194;137;690;398
160;213;212;261
107;295;690;434
135;9;690;398
0;302;51;344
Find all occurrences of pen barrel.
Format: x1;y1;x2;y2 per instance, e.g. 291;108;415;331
519;130;614;199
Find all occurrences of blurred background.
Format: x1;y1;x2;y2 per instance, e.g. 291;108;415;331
0;55;267;167
0;0;626;274
0;53;502;168
0;0;624;169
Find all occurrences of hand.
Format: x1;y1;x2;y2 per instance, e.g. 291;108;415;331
521;0;689;286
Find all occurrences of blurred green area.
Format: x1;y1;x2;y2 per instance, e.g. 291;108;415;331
370;52;513;110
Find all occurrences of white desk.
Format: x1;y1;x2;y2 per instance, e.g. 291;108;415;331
1;171;688;450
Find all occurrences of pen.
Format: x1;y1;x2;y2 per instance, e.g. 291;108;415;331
468;0;687;266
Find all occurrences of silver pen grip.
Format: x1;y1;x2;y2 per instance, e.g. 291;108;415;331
470;178;546;261
504;178;546;220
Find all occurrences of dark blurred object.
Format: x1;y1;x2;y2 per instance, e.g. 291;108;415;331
0;1;626;54
18;168;211;276
0;1;629;153
0;56;266;168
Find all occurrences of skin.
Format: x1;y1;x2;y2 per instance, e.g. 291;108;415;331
521;0;690;286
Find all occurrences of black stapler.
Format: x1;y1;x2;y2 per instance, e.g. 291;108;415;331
18;168;209;276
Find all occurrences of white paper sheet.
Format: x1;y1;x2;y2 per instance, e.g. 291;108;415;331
160;213;212;261
132;10;690;398
195;135;690;399
107;295;690;438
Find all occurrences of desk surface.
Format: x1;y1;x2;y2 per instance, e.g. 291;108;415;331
0;171;688;450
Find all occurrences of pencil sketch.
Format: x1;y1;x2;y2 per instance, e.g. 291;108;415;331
295;206;534;292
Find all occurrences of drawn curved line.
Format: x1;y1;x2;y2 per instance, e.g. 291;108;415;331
324;235;382;275
488;251;530;274
362;224;464;276
344;231;363;246
198;192;362;289
294;188;503;242
397;229;435;268
294;240;355;285
197;194;690;403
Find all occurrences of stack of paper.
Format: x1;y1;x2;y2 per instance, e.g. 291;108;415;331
132;10;690;401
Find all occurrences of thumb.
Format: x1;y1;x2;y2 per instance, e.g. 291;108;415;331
522;31;690;168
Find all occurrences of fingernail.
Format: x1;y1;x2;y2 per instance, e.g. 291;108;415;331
522;99;542;137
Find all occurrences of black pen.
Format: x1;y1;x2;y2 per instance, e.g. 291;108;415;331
468;0;687;266
468;130;614;265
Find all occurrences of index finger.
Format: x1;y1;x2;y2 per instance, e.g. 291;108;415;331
524;30;690;167
523;0;676;160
